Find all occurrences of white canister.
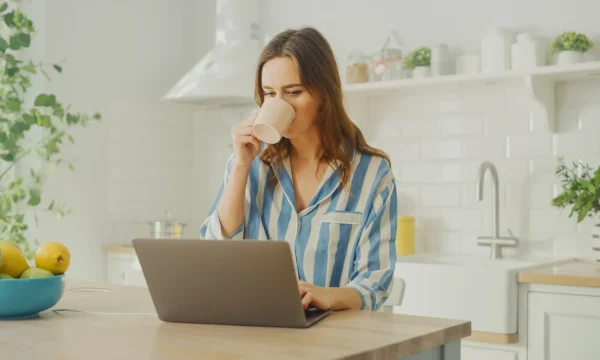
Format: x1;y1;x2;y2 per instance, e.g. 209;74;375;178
456;52;480;74
511;33;543;70
481;27;512;73
431;44;452;76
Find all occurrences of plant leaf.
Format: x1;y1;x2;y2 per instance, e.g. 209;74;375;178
28;188;41;206
17;33;30;48
53;64;62;73
578;199;594;223
0;3;8;13
9;34;21;50
34;94;47;106
4;11;14;27
6;99;20;111
0;37;7;52
23;63;36;73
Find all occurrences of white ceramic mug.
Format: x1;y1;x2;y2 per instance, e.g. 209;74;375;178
252;98;295;144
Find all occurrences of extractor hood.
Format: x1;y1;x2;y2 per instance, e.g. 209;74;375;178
163;0;264;106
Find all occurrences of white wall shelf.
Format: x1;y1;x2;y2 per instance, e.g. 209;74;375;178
343;61;600;133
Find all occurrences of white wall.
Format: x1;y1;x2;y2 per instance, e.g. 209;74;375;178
263;0;600;69
202;0;600;259
18;0;215;281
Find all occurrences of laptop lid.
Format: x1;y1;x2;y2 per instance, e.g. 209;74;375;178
132;239;310;328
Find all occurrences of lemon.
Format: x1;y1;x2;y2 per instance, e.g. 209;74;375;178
35;242;71;275
0;245;30;278
0;239;21;251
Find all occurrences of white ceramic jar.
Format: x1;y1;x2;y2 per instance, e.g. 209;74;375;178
511;33;543;70
431;44;452;76
481;27;512;73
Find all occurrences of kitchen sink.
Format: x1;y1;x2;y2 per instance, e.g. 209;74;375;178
393;252;571;334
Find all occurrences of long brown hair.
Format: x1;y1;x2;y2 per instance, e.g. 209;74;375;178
255;27;391;190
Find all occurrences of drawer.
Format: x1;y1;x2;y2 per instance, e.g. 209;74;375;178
462;346;518;360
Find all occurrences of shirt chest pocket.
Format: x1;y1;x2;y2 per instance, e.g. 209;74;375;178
312;211;363;258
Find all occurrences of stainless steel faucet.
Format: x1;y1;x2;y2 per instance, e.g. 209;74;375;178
476;161;518;259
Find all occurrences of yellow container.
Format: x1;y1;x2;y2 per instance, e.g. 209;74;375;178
395;216;415;256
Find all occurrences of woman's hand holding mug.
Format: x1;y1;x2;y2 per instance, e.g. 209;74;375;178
231;98;295;169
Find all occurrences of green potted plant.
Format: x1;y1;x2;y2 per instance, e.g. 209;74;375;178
403;47;431;79
550;31;594;65
0;0;100;260
551;157;600;260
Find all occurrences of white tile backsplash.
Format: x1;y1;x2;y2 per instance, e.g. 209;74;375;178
400;117;441;137
462;137;506;159
554;132;600;156
578;105;600;131
484;109;530;135
420;185;462;207
421;139;463;159
365;77;600;259
441;115;485;135
507;133;553;158
398;163;441;184
107;101;195;244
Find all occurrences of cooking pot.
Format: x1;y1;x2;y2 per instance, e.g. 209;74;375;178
148;211;187;239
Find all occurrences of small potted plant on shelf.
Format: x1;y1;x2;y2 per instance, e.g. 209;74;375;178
403;47;431;79
551;157;600;261
550;31;594;65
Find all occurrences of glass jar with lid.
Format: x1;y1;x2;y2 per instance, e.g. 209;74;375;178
346;49;370;84
373;47;404;81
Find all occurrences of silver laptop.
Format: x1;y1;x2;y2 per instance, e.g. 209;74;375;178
132;238;331;328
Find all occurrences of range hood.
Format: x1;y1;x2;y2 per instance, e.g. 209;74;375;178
163;0;264;106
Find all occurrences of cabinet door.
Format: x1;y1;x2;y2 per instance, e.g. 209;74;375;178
528;292;600;360
461;346;518;360
106;253;137;285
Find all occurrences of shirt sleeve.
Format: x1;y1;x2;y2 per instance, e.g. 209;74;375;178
345;169;398;311
199;154;246;240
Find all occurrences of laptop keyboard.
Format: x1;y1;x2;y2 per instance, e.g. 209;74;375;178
304;308;328;321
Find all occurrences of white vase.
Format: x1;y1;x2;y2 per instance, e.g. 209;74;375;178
481;27;512;73
557;50;584;65
412;66;431;79
511;33;544;70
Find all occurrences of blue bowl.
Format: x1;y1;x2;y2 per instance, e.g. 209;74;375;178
0;274;65;319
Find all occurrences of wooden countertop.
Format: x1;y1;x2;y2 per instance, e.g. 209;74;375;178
519;259;600;288
0;280;471;359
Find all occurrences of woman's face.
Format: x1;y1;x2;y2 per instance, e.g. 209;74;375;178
260;56;320;140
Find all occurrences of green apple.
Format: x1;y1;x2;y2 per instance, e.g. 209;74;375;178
0;273;14;279
20;267;54;279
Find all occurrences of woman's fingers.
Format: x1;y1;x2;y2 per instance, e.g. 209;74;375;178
241;114;257;126
250;137;261;153
234;135;259;147
301;292;314;309
233;124;255;136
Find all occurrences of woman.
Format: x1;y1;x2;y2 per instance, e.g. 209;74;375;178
200;27;398;312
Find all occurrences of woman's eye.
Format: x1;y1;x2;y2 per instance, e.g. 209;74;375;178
288;90;302;96
264;92;275;97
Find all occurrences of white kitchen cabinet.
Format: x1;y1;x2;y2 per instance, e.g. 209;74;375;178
105;252;138;285
528;291;600;360
462;346;518;360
